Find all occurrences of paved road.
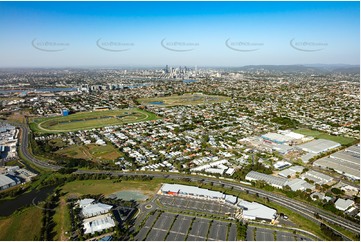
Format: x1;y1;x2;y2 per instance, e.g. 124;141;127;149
15;123;360;238
17;123;62;171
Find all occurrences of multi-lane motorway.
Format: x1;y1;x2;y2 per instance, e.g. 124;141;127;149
16;124;360;239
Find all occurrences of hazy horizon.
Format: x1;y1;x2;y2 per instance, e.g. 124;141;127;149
0;63;360;70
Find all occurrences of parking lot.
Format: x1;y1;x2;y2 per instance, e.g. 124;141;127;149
136;195;313;241
246;226;312;241
135;211;237;241
158;196;237;216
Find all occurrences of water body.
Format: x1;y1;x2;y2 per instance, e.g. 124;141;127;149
149;101;164;105
0;87;77;94
108;190;148;201
0;185;56;217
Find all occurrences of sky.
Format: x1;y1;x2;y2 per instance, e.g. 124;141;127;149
0;1;359;68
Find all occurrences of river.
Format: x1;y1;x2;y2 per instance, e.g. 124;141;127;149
0;87;77;94
0;185;56;217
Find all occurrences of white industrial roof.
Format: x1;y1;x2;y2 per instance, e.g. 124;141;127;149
302;170;333;184
297;139;341;154
330;151;360;165
225;195;238;204
284;131;304;140
278;169;295;178
289;166;305;173
0;174;16;187
78;199;95;208
272;144;294;153
345;145;360;155
245;171;287;188
82;203;113;217
313;157;360;180
300;152;318;163
83;214;115;234
285;178;314;191
205;168;225;174
335;198;354;211
278;166;305;177
273;161;291;169
225;168;235;176
261;133;293;143
238;199;276;220
161;184;225;199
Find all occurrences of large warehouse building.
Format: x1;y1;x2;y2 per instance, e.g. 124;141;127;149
261;131;305;145
313;144;360;180
245;171;287;189
160;183;226;201
78;198;113;218
237;199;277;221
160;183;239;204
160;184;239;205
83;214;116;234
297;139;341;154
0;174;20;190
77;199;116;235
284;178;314;192
261;133;293;144
301;170;333;185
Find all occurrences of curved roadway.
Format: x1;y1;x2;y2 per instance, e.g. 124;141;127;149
16;124;360;238
17;123;63;170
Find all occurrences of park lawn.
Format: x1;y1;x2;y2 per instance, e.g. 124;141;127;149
138;93;231;106
52;196;71;241
293;128;322;137
56;145;91;160
60;179;163;198
47;118;121;130
30;108;159;133
88;144;123;161
293;128;356;146
49;138;67;148
55;144;122;162
0;206;42;240
6;111;29;124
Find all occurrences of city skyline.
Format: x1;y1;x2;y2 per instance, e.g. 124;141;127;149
0;1;359;67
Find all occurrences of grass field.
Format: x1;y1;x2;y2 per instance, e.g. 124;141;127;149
60;179;162;198
30;108;158;133
0;206;42;240
138;93;231;106
293;128;357;146
56;144;122;162
6;111;28;124
52;196;71;241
